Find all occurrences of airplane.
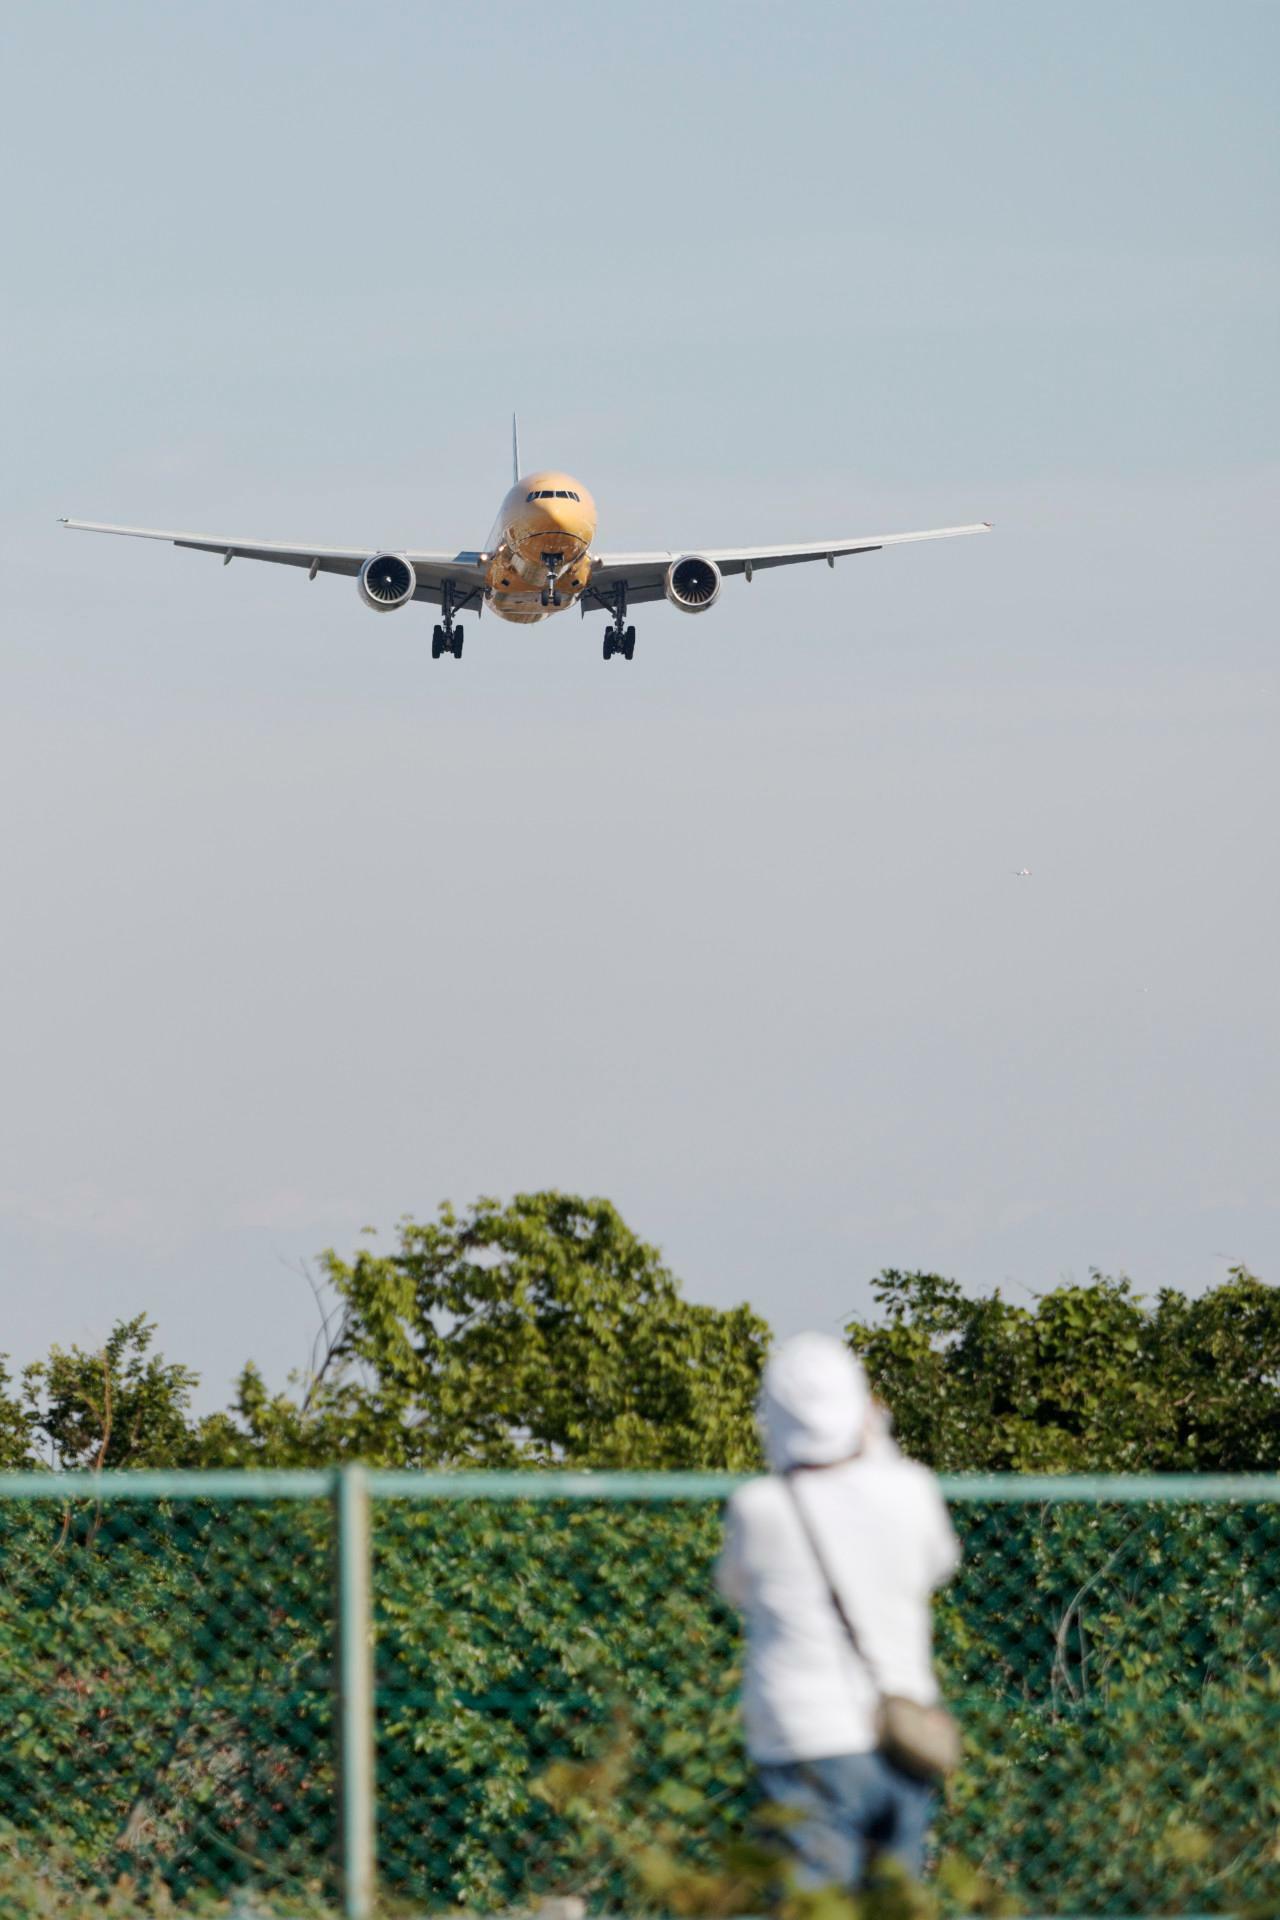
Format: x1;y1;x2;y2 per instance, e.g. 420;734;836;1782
60;418;990;663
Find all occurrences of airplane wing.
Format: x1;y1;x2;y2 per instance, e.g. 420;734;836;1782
58;519;488;608
584;523;991;607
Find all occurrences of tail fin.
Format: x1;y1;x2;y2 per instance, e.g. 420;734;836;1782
511;413;521;486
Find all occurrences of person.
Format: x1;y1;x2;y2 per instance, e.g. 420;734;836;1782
715;1332;960;1894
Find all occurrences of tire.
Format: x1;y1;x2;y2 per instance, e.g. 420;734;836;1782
540;588;550;608
624;627;636;661
431;627;442;659
453;627;464;658
603;636;614;661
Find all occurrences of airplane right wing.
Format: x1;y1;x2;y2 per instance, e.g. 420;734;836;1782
59;519;489;609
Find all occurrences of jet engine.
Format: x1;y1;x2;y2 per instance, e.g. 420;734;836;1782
664;554;722;613
358;553;417;612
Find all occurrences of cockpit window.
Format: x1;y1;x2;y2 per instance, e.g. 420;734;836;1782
526;488;581;503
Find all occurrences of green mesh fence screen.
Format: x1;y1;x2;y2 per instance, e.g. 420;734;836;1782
0;1472;1276;1917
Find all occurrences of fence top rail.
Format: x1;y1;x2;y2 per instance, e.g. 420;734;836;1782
370;1470;1280;1502
0;1468;1279;1502
939;1473;1280;1501
0;1469;334;1501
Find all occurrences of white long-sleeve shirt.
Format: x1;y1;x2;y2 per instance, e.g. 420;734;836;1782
716;1455;960;1763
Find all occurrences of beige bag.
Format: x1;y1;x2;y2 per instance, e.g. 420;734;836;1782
784;1472;960;1784
877;1694;962;1783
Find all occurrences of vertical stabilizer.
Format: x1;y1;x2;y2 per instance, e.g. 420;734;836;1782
511;413;521;486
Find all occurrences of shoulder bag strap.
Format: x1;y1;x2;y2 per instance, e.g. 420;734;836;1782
782;1469;883;1697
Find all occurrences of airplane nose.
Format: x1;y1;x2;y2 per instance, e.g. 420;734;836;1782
540;496;581;534
515;485;594;551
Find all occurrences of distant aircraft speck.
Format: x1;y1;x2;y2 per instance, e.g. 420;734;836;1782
1013;868;1032;878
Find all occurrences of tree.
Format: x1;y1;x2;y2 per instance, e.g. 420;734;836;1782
0;1359;35;1469
200;1192;770;1470
845;1264;1280;1471
22;1314;201;1471
8;1230;1280;1477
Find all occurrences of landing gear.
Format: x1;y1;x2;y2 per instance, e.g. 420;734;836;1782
432;583;464;659
603;584;634;661
540;553;563;610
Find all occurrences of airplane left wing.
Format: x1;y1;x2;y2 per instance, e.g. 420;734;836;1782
584;522;991;607
58;519;488;608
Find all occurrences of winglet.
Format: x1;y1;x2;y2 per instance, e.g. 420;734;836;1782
512;413;521;487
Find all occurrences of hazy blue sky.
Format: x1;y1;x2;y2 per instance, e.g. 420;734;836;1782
2;1;1277;1409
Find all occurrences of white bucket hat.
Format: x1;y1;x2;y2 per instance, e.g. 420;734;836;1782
759;1331;871;1470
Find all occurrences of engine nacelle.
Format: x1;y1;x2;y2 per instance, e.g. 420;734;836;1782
664;554;722;614
358;553;417;612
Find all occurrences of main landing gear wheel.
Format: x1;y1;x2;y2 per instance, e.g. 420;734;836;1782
604;584;634;662
432;581;464;659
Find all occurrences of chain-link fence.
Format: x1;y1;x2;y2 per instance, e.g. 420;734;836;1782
0;1471;1276;1917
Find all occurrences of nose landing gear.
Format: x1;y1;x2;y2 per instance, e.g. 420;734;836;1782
603;583;635;661
540;553;563;610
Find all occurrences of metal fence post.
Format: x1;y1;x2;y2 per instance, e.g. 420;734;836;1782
334;1465;375;1920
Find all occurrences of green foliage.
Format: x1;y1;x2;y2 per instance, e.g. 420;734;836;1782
938;1496;1280;1912
846;1265;1280;1471
4;1201;1278;1480
2;1486;1278;1915
373;1497;747;1910
21;1315;201;1472
198;1193;769;1471
0;1496;334;1912
0;1357;36;1469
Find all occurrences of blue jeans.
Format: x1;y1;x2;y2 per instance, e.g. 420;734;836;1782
757;1751;935;1892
